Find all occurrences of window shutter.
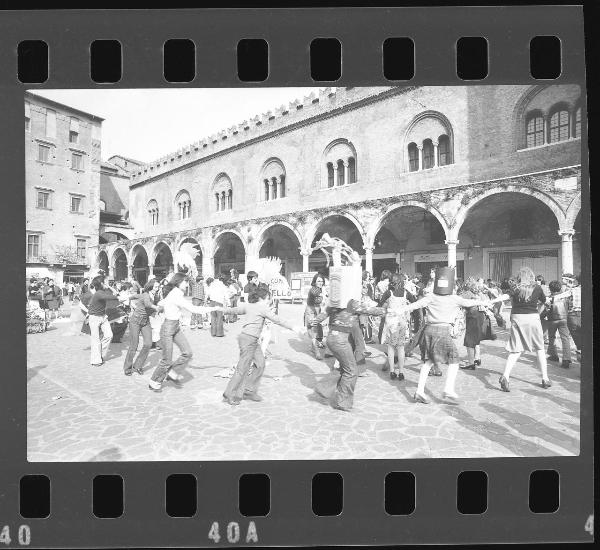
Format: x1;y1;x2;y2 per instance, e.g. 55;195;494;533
70;117;80;132
46;109;56;138
25;101;31;118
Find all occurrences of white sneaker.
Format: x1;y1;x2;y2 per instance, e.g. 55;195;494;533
148;380;162;392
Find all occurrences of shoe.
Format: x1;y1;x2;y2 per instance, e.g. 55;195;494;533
413;392;429;404
499;375;510;392
560;360;571;369
432;366;443;376
167;371;183;385
134;367;144;375
124;370;133;376
243;393;264;402
91;362;103;367
547;355;560;362
364;351;372;357
148;381;162;392
390;371;397;380
474;359;481;366
333;404;352;412
460;364;476;370
397;373;405;381
442;391;459;403
223;395;240;406
541;379;552;389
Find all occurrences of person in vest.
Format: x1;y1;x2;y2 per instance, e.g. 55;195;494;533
545;280;572;369
562;273;581;361
400;267;505;404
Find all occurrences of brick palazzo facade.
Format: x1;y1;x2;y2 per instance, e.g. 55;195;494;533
91;85;584;285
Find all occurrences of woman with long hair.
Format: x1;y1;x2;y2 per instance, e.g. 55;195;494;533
148;273;215;392
499;267;551;392
305;273;326;359
123;278;162;376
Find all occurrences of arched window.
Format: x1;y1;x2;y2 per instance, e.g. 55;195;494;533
322;139;357;188
175;190;191;220
405;112;454;172
526;112;545;148
408;143;419;172
438;135;452;166
347;158;356;183
212;173;233;212
549;109;570;143
573;106;581;139
147;199;159;226
260;158;286;201
422;139;434;170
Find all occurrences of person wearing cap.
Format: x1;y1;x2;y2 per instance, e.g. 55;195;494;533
400;267;505;404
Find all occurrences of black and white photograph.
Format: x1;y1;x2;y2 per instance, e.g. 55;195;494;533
25;84;585;462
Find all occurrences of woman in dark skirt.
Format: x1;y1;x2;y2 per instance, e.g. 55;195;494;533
499;267;552;392
460;278;496;370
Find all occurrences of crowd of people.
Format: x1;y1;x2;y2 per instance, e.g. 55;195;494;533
26;263;582;413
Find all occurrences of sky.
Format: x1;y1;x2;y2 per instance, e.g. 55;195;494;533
30;87;326;164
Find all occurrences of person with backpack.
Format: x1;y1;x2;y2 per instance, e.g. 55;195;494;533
545;280;572;369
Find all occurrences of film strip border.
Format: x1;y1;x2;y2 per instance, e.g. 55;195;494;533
0;6;592;547
0;460;594;546
0;7;586;87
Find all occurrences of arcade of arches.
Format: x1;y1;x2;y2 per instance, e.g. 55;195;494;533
95;186;582;286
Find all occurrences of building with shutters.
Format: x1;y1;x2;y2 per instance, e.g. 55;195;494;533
90;85;583;286
25;92;103;284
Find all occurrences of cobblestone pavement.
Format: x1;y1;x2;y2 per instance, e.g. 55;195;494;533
27;303;580;461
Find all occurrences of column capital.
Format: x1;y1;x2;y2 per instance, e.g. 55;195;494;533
417;144;423;150
432;141;439;147
559;228;576;238
299;246;312;256
363;246;374;253
444;239;459;246
342;159;349;167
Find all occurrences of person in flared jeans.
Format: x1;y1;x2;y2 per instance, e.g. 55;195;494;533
150;319;193;388
315;331;358;411
89;314;112;366
223;333;265;403
123;313;152;375
210;300;224;336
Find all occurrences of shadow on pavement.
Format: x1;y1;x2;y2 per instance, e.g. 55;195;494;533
480;402;579;455
27;364;47;382
87;446;124;461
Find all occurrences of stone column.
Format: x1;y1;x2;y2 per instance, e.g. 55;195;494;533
343;160;349;186
264;180;269;201
417;145;423;171
445;239;459;270
300;248;310;272
127;264;134;278
433;141;439;168
202;254;214;278
559;229;575;275
364;246;374;275
333;164;339;186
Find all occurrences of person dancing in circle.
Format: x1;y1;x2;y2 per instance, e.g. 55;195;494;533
400;268;505;404
148;273;215;392
499;266;553;392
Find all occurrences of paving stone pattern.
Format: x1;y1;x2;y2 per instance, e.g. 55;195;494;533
27;303;580;461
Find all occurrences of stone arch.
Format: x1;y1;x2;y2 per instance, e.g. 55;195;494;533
304;212;366;251
97;250;109;273
151;240;174;266
451;186;565;240
213;230;247;275
152;241;174;280
564;194;581;230
129;243;150;285
367;201;449;248
176;235;206;258
111;246;128;281
252;220;303;256
260;157;287;201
